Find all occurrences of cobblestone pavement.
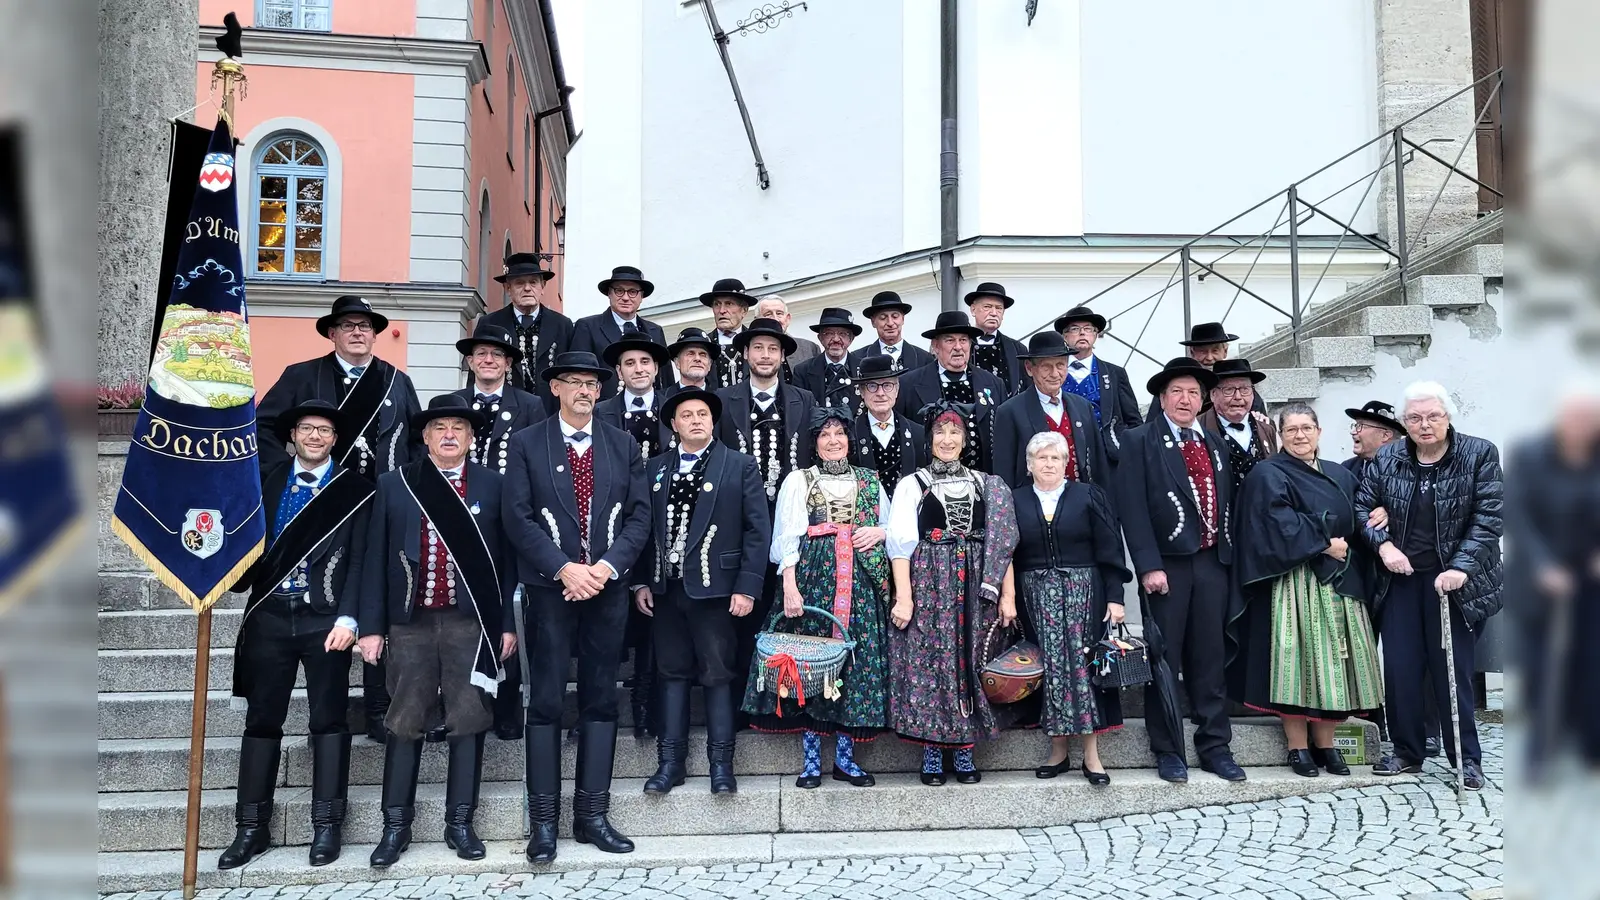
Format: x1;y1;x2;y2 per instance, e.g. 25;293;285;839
104;725;1505;900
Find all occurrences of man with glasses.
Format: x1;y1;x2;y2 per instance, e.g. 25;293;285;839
503;351;652;862
1054;305;1142;454
1342;400;1403;482
218;400;376;871
1198;359;1278;496
479;252;573;412
571;266;668;400
1356;381;1502;789
256;294;422;742
1144;322;1268;423
755;295;819;371
847;354;927;500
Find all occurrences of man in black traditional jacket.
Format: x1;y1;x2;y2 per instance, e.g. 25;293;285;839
1198;358;1278;497
355;395;519;867
848;354;927;500
664;327;718;397
791;307;864;419
1114;358;1244;785
1055;305;1143;458
991;331;1110;497
963;282;1027;396
218;400;375;871
632;389;770;796
701;277;757;390
255;294;422;742
848;291;933;371
1144;322;1268;422
570;266;668;400
895;310;1003;473
503;351;652;862
478;252;573;411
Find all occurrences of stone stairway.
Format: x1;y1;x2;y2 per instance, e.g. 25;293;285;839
96;572;1388;894
1249;211;1504;403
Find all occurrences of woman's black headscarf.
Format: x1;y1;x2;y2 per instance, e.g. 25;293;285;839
917;399;975;462
807;405;854;441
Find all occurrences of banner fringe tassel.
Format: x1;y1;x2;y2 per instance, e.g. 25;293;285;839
110;515;263;613
0;516;87;616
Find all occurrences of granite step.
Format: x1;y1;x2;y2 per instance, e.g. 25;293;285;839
98;647;368;693
98;608;243;651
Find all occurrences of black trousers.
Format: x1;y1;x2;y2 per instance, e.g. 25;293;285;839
1381;569;1481;763
653;583;738;687
1144;548;1232;757
237;601;351;739
730;563;779;716
525;582;628;725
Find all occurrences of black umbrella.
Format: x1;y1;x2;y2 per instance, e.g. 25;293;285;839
1138;597;1185;747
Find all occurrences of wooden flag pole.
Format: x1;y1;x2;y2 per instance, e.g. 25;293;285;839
0;670;12;890
182;609;213;900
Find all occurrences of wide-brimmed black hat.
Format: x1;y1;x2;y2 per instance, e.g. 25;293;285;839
316;295;389;337
597;265;655;298
732;317;797;355
1179;321;1239;347
862;290;913;317
661;386;723;424
1019;331;1073;359
1054;305;1107;334
852;353;907;382
455;321;522;362
668;326;718;358
810;307;863;338
602;333;671;369
494;251;554;284
411;393;487;433
1145;357;1220;396
1346;400;1402;431
921;310;983;340
699;277;757;308
1210;357;1266;385
963;281;1015;309
274;399;348;446
541;351;616;384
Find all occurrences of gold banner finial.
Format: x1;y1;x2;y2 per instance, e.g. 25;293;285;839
210;58;247;128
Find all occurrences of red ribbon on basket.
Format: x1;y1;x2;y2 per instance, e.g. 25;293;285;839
764;653;804;716
805;522;854;640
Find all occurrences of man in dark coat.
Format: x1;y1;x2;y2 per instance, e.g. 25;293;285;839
664;327;717;398
449;321;546;740
990;332;1111;498
478;252;573;411
848;354;927;500
218;400;375;871
1144;322;1268;422
791;307;864;419
502;351;651;862
569;266;668;400
1342;400;1403;483
1055;305;1142;456
895;310;1004;473
255;294;422;742
1114;358;1244;785
848;291;933;372
355;395;519;868
1356;381;1503;790
963;282;1028;396
702;278;757;390
632;389;770;796
1198;358;1279;497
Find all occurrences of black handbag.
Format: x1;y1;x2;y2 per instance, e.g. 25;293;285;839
1089;623;1152;689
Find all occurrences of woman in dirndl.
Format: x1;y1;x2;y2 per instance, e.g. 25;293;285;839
742;407;893;788
1226;402;1384;777
1012;431;1131;785
886;401;1020;785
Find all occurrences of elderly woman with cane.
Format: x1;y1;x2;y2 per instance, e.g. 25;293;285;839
1356;381;1503;790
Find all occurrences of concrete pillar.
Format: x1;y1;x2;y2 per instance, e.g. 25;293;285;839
1374;0;1481;251
97;0;200;388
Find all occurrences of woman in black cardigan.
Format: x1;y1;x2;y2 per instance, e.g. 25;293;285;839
1012;431;1132;784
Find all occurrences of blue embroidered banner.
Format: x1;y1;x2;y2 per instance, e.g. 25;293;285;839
112;116;265;612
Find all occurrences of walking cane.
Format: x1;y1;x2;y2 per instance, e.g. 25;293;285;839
1438;586;1465;797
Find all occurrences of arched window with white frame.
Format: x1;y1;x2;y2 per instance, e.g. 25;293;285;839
252;133;329;277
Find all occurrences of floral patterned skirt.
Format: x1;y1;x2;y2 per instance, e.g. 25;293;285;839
886;538;993;747
1019;566;1122;737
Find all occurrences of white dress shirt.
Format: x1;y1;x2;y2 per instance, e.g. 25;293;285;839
612;310;642;333
558;416;594;457
1036;388;1064;424
1033;481;1066;518
333;353;369;378
750;381;780;411
1219;415;1253;452
624;389;655;411
514;304;542;327
676;442;712;474
1067;353;1095;383
867;413;898;448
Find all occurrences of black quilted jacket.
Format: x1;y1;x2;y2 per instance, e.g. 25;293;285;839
1354;428;1504;626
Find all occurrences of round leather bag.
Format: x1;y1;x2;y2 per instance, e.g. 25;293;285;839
980;620;1044;704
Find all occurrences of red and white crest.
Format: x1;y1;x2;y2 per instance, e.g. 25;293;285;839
198;153;235;193
181;508;225;559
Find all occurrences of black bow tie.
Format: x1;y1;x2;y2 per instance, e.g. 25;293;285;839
1227;421;1247;432
475;393;498;405
1070;360;1087;370
945;372;966;383
297;471;318;483
631;395;646;408
1180;428;1199;442
755;391;772;403
570;431;589;442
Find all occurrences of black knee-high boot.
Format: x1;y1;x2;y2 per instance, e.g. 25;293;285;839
524;723;561;863
573;721;634;853
217;736;280;870
368;736;422;868
631;641;658;739
443;733;487;859
307;732;350;866
643;680;689;794
704;683;738;794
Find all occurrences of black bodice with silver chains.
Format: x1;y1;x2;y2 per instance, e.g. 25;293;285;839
820;361;861;417
747;399;793;503
866;423;906;498
971;341;1009;392
624;402;664;460
468;395;513;473
715;344;745;390
662;454;710;581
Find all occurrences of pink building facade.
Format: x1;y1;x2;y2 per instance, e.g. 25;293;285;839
194;0;571;398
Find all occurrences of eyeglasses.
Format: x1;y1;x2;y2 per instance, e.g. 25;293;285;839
1214;386;1254;398
1062;325;1098;335
471;348;508;360
294;424;335;438
609;287;643;299
1403;413;1448;427
558;378;601;392
333;320;375;334
860;381;898;394
1281;425;1319;437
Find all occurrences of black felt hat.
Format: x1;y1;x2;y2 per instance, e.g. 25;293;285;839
1346;400;1403;431
668;326;718;358
602;333;671;369
699;277;758;308
1210;357;1266;385
862;290;913;317
316;295;389;337
963;281;1015;309
1179;321;1239;347
661;386;722;424
920;310;983;340
852;353;907;382
494;251;555;284
541;351;616;384
1053;305;1108;334
455;321;522;362
731;317;797;355
410;393;487;433
1018;331;1074;359
809;307;863;338
274;399;348;446
1145;357;1219;396
597;265;655;298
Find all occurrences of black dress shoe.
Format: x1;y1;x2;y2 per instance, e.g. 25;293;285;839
832;767;875;787
1081;764;1110;786
796;772;822;789
1201;752;1248;782
919;771;947;786
1034;755;1073;779
1372;755;1423;776
1156;753;1188;784
1287;749;1320;778
1462;759;1485;791
424;726;449;744
1312;746;1350;776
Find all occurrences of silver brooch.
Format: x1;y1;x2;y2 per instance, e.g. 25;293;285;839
470;502;481;515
